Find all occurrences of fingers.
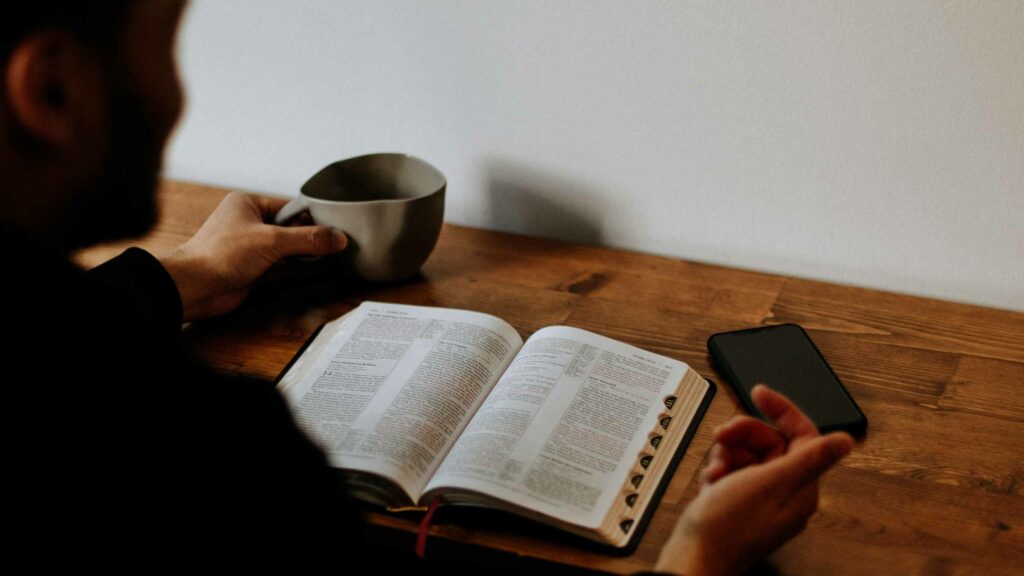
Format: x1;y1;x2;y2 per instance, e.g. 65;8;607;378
250;193;291;219
714;415;787;455
702;414;788;485
751;384;819;442
251;190;347;257
214;192;348;261
699;445;726;484
762;431;854;489
272;225;349;258
701;439;766;485
245;192;319;226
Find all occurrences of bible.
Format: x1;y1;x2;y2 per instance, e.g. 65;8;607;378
274;300;715;552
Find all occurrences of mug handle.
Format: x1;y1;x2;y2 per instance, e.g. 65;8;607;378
273;196;326;262
274;196;310;225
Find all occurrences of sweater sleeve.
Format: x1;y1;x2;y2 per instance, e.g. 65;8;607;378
83;246;184;337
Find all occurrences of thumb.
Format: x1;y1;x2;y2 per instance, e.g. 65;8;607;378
764;432;854;489
272;225;348;258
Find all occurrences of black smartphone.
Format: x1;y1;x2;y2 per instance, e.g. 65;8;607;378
707;324;867;437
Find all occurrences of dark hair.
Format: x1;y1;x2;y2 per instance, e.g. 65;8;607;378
2;3;132;58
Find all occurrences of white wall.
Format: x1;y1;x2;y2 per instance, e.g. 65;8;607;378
166;1;1024;312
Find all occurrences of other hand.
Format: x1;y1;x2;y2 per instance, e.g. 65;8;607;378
653;384;854;576
158;191;348;323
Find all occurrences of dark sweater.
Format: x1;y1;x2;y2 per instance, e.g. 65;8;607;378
4;227;366;564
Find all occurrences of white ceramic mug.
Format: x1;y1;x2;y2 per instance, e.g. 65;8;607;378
274;153;446;283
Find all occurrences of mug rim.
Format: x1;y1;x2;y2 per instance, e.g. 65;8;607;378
300;152;446;205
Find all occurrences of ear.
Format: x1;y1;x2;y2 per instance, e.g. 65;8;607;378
4;29;105;149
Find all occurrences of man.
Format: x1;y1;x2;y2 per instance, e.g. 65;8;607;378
2;1;365;564
1;2;853;572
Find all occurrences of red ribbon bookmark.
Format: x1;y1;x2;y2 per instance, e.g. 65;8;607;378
415;494;443;559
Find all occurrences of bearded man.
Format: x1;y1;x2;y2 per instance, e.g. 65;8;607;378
1;2;853;573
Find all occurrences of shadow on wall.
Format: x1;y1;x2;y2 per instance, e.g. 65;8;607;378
484;157;607;246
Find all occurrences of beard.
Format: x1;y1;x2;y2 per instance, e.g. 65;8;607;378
64;74;164;250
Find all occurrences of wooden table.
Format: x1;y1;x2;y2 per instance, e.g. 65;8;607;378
75;180;1023;575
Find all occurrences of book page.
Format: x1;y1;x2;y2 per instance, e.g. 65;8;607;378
277;301;522;503
424;326;689;527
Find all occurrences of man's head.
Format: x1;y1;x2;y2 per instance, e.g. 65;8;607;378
1;1;187;252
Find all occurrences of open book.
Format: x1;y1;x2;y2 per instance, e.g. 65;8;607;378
274;301;715;552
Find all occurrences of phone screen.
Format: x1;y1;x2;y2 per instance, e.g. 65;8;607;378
708;324;866;435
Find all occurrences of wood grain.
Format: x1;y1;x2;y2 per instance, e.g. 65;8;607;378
73;179;1024;575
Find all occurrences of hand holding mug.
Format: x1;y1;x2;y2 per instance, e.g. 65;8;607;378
158;191;349;323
